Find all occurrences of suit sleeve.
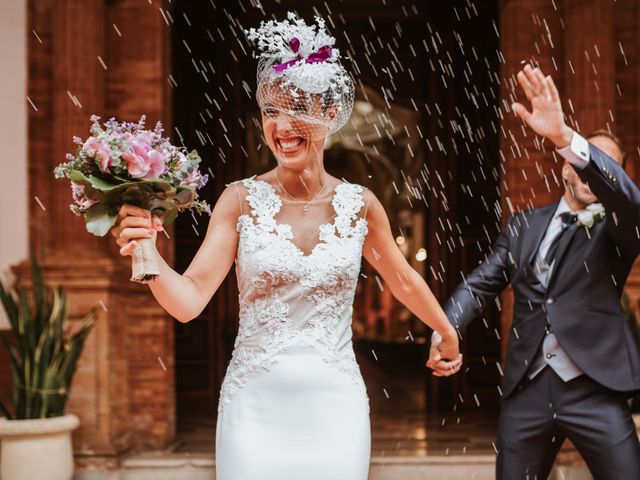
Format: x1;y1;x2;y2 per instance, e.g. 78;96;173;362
443;216;515;337
573;142;640;259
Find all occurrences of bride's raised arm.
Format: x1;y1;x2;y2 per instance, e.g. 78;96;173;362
110;184;242;323
361;189;462;372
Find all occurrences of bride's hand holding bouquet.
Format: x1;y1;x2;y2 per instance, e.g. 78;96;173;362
54;115;210;283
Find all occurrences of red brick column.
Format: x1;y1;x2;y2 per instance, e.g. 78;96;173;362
499;0;564;360
22;0;175;468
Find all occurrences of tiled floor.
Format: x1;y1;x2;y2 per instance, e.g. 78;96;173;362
174;410;499;458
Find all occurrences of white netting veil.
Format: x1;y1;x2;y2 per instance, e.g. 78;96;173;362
246;12;355;141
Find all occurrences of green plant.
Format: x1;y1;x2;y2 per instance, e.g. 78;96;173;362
0;255;96;419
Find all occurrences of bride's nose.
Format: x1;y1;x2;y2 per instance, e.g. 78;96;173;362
274;113;296;134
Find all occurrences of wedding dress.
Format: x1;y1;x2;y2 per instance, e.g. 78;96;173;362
215;176;371;479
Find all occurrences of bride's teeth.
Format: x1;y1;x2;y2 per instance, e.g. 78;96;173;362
278;138;303;151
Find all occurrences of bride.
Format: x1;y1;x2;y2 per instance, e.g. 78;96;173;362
110;12;462;480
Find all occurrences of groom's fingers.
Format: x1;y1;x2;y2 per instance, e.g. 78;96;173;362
516;71;535;100
533;67;547;91
512;102;532;125
524;64;543;95
546;75;560;103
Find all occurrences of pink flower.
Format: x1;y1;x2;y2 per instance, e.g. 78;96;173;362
84;138;112;172
122;139;167;179
122;140;153;178
145;150;167;179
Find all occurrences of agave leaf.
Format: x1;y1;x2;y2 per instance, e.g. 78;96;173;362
0;277;19;333
3;253;96;418
0;399;13;419
33;291;59;406
23;354;32;418
40;367;64;417
53;289;66;360
0;334;20;383
17;288;31;353
31;256;46;339
9;353;24;419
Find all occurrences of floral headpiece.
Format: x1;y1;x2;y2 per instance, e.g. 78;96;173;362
245;12;354;138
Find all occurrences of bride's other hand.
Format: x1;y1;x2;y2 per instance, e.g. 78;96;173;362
426;331;463;377
110;204;163;256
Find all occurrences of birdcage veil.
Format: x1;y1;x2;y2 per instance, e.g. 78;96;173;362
245;12;355;140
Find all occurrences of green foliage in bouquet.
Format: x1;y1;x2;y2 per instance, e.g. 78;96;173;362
0;255;96;419
66;166;207;236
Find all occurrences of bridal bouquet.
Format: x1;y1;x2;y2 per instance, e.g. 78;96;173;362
54;115;210;283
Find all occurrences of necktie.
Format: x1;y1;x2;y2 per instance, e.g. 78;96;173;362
544;212;578;266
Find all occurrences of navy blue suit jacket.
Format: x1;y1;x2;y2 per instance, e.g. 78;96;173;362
444;143;640;398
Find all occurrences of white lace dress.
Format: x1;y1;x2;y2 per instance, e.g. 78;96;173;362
215;177;371;480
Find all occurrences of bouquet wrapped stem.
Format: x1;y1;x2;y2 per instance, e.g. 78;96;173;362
54;115;211;283
131;238;161;283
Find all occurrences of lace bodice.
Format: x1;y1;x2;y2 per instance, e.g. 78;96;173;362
218;177;369;412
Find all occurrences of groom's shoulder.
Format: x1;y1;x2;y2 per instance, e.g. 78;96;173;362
501;200;558;232
511;200;558;220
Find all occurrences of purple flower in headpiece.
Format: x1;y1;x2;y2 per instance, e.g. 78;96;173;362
273;39;334;73
289;37;300;53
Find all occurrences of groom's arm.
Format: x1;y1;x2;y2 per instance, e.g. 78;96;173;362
510;64;640;259
443;216;515;338
558;134;640;259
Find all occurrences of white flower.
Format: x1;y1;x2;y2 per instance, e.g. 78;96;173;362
586;203;605;216
577;211;594;228
576;203;605;228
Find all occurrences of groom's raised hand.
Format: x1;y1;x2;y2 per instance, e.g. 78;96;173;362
512;64;574;149
426;332;463;377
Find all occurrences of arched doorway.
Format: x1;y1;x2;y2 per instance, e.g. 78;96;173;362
171;0;501;453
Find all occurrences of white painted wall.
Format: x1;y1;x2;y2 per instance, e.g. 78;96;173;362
0;0;28;330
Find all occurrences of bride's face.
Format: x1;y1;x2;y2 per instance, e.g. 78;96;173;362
259;81;336;167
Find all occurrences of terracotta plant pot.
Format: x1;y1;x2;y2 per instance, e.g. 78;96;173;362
0;414;79;480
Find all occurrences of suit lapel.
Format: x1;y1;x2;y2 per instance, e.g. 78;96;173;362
522;200;560;266
546;224;585;292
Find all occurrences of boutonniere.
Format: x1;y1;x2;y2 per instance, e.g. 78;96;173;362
576;203;605;228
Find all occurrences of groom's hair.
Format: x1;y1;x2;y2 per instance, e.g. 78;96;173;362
586;129;626;168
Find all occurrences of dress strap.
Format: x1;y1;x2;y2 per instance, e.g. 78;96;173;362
241;177;282;230
333;183;366;238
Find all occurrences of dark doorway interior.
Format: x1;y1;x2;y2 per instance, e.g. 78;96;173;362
171;0;501;437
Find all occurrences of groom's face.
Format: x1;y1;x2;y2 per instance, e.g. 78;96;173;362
562;135;624;206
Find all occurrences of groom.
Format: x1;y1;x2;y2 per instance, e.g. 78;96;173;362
428;64;640;479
